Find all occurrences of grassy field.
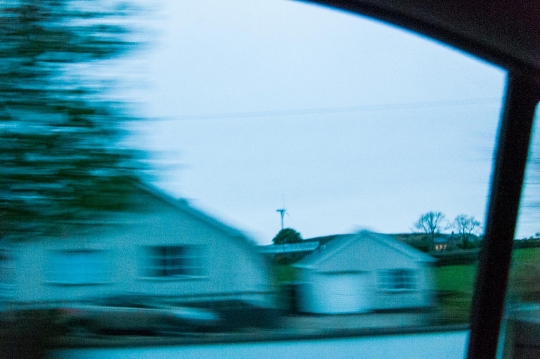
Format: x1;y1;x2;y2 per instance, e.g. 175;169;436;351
431;247;540;295
432;264;477;323
432;247;540;323
272;264;298;284
507;247;540;302
433;264;477;293
510;247;540;263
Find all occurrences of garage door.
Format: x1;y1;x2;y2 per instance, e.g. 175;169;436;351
308;272;370;314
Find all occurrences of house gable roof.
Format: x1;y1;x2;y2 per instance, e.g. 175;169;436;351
134;183;251;241
55;183;259;251
259;234;348;255
131;183;269;268
294;230;435;269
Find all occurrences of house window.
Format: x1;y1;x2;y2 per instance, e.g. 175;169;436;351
0;251;14;300
47;250;107;285
0;251;13;285
146;245;204;278
379;269;417;292
435;244;446;251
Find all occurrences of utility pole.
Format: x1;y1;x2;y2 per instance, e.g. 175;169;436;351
276;208;286;230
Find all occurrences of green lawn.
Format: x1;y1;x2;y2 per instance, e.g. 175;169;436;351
272;264;298;284
510;247;540;264
433;248;540;292
507;247;540;302
433;264;477;294
432;247;540;323
271;265;299;310
433;264;476;323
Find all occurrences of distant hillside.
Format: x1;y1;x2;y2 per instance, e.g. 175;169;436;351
513;238;540;248
393;233;430;252
394;233;540;266
393;232;483;253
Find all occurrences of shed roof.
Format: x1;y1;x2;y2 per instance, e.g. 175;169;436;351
294;230;435;269
259;241;320;254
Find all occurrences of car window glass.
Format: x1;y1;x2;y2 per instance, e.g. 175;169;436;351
128;0;504;330
0;0;507;356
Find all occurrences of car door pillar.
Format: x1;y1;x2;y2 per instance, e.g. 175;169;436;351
467;74;540;359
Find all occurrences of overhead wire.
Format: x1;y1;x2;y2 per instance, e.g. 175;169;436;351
153;97;501;122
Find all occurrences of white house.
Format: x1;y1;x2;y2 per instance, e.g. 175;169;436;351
293;231;435;314
0;185;274;310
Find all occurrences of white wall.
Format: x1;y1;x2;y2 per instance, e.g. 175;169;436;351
8;201;273;305
297;236;434;313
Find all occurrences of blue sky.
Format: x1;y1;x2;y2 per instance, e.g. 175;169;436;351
117;0;540;244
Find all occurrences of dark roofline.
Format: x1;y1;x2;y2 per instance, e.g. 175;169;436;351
302;234;350;246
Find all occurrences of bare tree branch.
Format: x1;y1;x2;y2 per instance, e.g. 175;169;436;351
413;211;446;252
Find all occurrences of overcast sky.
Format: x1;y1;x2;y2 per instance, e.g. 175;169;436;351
118;0;540;244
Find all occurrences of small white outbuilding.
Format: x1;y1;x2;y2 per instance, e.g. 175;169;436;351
293;231;435;314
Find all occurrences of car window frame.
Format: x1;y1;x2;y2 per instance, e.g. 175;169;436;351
302;1;540;358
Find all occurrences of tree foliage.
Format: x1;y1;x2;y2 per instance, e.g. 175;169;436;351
272;228;303;245
413;211;446;252
0;0;142;239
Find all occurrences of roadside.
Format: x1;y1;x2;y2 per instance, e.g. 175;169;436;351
49;310;461;348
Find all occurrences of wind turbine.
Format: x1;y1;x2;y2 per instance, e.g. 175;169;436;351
276;208;287;230
276;193;290;230
276;208;289;229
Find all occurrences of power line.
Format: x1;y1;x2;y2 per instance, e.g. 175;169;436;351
155;98;501;122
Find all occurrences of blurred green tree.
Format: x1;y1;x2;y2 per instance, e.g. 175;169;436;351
272;228;303;245
0;0;143;239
